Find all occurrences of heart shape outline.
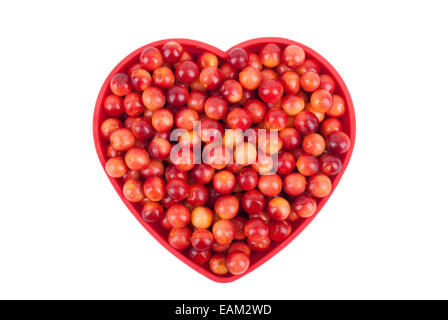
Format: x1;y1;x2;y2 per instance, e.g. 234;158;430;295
93;37;356;283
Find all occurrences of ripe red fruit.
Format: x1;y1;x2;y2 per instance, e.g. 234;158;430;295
226;251;250;275
326;131;351;154
168;227;191;250
215;195;239;220
212;219;235;245
241;189;266;214
267;197;291;221
258;79;284;103
166;203;191;228
258;174;282;197
103;94;124;117
269;220;292;242
244;218;269;242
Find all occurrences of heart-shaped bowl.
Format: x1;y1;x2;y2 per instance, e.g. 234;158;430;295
93;37;356;283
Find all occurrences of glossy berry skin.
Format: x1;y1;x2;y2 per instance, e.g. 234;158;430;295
213;170;236;194
310;89;333;113
258;79;284;103
247;236;271;252
282;94;305;116
228;243;250;258
269;220;292;242
168;227;191;250
220;80;243;103
101;118;122;138
165;164;187;182
142;201;164;222
296;154;319;176
327;95;346;117
300;71;320;92
267;197;290;221
264;108;288;130
143;176;165;202
142;87;165;111
123;179;144;202
188;90;207;112
123;169;140;182
279;128;301;151
204;96;228;120
175;60;200;84
123;92;144;117
228;47;248;71
259;43;281;68
189;248;211;264
148;137;171;161
105;157;127;178
162;41;183;63
226;108;252;131
283;172;307;196
211;242;230;253
166;203;191;228
197;52;219;68
110;128;135;151
140;47;163;71
302;133;326;156
237;167;259;191
152;66;175;89
282;45;305;68
124;147;150;171
294;111;319;135
140;160;164;179
320;117;343;137
199;67;223;90
131;117;154;141
165;178;189;201
320;154;342;176
308;174;332;198
292;194;317;218
103;94;124;117
258;174;282;197
187;184;209;206
244;99;266;123
220;64;237;80
231;216;248;240
191;206;213;229
319;74;336;94
173;108;198;132
110;73;132;96
209;254;228;275
241;189;265;214
190;163;215;184
205;145;231;170
280;70;300;94
277;152;296;175
297;59;320;75
130;69;152;91
215;195;239;219
166;84;189;107
239;66;262;90
191;228;214;251
152;108;174;132
226;251;250;275
212;219;235;245
326;131;351;154
244;218;269;242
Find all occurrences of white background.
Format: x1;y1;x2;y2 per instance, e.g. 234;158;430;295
0;0;447;300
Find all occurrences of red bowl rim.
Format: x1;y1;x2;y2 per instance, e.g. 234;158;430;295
93;37;356;283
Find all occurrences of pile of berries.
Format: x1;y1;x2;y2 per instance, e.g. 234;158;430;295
99;40;350;276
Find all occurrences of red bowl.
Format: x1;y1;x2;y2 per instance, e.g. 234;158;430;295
93;38;356;283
